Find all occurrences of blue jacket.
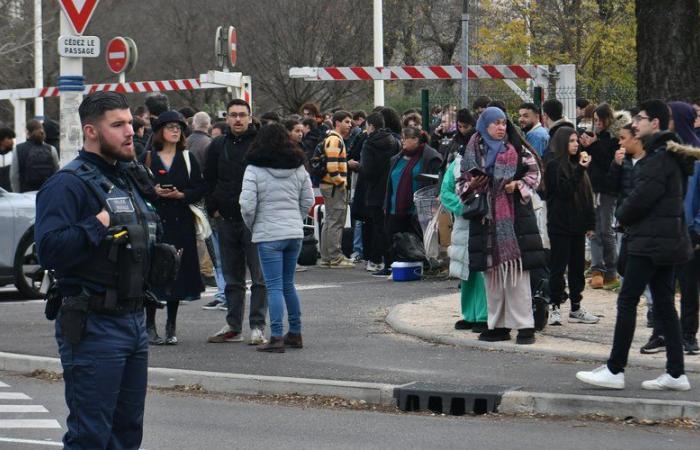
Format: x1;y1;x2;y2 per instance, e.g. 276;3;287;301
684;161;700;235
525;124;550;157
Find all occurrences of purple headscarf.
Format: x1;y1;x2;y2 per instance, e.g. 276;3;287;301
669;101;700;147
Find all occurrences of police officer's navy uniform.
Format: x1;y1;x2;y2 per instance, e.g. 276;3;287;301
36;150;159;450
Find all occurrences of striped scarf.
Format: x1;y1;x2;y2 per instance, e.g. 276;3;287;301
459;134;522;286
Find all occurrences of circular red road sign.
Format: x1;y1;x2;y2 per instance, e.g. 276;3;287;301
106;37;129;74
228;26;237;68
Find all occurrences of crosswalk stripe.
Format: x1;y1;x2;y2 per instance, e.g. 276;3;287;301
0;405;49;413
0;382;9;388
0;393;31;400
0;419;61;428
0;437;63;447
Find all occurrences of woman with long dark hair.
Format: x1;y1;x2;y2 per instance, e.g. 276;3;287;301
457;107;546;345
139;111;207;345
545;127;598;326
240;123;314;352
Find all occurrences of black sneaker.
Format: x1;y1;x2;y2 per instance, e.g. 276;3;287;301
478;328;511;342
202;300;223;310
516;328;536;345
640;335;665;354
471;322;488;333
683;336;699;355
372;268;392;278
454;320;473;330
147;326;165;346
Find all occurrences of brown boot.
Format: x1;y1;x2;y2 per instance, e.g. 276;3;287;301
590;271;604;289
256;336;285;353
283;332;303;349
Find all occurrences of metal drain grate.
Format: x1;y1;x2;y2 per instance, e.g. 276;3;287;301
393;383;518;416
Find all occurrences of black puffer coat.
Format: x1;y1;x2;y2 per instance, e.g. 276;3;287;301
606;155;637;215
360;129;400;208
617;131;693;266
468;150;546;272
545;157;595;236
585;130;618;194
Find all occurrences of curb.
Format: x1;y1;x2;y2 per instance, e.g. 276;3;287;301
0;352;395;406
385;302;700;373
500;391;700;420
1;351;699;420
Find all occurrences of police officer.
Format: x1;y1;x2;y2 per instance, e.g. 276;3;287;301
35;92;169;449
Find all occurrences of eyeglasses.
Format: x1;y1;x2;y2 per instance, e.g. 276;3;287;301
164;123;182;131
633;114;650;122
226;112;249;119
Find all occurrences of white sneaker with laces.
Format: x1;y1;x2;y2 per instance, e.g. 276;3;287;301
549;306;561;326
249;328;268;345
569;308;600;324
641;373;691;391
366;262;378;272
576;365;625;389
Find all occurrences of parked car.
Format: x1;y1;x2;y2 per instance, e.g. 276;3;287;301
0;187;43;298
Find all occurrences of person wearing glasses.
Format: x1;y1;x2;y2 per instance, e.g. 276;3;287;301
139;111;207;345
204;99;269;346
577;100;697;391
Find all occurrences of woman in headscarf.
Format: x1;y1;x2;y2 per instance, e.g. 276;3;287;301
457;107;546;345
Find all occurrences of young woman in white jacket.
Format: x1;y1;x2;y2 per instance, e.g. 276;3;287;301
240;123;314;352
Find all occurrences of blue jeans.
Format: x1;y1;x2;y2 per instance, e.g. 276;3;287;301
211;226;226;303
257;239;303;337
353;220;364;256
56;311;148;450
591;193;617;275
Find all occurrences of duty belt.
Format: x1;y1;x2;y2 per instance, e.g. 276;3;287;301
87;295;144;315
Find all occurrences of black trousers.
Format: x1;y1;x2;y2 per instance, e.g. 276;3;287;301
678;250;700;338
548;234;585;309
608;255;684;377
363;206;389;265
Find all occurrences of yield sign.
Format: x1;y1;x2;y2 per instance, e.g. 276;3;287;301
58;0;100;36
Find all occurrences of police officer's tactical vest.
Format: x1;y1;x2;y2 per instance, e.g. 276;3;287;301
61;157;159;305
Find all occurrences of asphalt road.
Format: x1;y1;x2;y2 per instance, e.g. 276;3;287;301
0;371;697;450
1;268;699;402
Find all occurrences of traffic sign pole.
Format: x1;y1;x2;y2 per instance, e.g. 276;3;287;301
59;11;84;167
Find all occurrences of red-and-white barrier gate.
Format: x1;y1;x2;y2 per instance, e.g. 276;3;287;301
289;64;577;119
0;71;253;146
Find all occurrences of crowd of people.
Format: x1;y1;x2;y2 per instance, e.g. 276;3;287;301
4;92;700;383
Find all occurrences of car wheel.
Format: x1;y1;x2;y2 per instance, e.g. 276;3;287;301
13;229;44;299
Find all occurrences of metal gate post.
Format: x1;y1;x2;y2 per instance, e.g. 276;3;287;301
421;89;430;132
10;99;27;145
555;64;576;122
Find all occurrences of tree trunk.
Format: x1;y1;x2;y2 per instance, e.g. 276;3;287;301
636;0;700;102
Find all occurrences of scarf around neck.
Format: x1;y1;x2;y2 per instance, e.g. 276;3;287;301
394;144;424;216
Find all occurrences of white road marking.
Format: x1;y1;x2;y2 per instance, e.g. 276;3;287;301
0;405;49;413
0;381;8;388
0;437;63;447
0;419;61;428
0;393;31;400
296;284;341;291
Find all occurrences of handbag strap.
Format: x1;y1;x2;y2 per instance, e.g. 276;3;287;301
183;150;191;179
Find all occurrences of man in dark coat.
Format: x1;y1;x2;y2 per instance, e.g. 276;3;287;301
577;100;694;391
204;99;268;345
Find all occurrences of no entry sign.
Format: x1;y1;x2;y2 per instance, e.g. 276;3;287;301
106;37;130;74
228;26;237;68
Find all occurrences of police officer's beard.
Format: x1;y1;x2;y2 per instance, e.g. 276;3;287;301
97;133;134;162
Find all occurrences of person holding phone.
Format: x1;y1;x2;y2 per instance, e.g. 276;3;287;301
545;127;599;326
139;111;207;345
457;107;545;345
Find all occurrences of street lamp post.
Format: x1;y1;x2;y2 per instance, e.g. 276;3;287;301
460;0;470;109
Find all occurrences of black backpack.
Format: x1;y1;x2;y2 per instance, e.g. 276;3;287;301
309;139;327;179
21;143;56;191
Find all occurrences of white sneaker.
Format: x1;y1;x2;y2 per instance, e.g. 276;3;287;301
366;262;377;272
295;264;308;272
576;365;625;389
549;306;561;326
641;373;691;391
249;328;268;345
569;308;600;324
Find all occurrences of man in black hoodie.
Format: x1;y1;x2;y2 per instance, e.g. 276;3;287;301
204;99;268;345
577;100;693;391
357;112;400;275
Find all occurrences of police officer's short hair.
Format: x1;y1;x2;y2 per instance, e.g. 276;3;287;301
79;92;130;126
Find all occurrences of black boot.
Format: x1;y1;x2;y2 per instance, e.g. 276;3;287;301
471;322;488;333
256;336;285;353
165;322;178;345
516;328;536;345
478;328;511;342
148;325;165;345
454;320;473;330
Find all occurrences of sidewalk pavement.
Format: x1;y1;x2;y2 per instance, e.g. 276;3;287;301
386;286;700;372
